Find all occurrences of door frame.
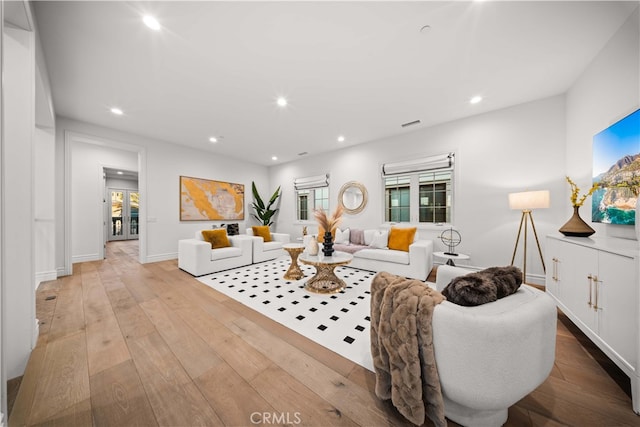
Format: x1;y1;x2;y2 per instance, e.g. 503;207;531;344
64;131;147;274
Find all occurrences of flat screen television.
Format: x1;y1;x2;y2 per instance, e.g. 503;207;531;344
592;108;640;225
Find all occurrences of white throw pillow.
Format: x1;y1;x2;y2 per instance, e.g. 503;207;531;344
368;230;389;249
335;228;350;244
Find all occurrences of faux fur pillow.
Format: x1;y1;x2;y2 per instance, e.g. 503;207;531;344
441;266;523;306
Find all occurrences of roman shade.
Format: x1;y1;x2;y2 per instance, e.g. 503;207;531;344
294;174;329;190
382;153;454;176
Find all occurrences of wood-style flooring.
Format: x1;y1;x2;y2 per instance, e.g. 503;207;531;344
8;240;638;426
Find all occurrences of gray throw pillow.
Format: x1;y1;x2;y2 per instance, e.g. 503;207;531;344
441;266;522;306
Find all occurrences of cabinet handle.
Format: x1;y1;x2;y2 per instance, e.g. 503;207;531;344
587;274;593;308
552;257;559;281
593;276;602;311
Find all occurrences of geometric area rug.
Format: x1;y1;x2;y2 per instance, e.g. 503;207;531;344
197;257;376;372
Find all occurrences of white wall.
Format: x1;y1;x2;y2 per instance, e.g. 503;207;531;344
55;117;270;270
34;126;56;284
70;139;138;262
566;7;639;240
271;95;567;281
3;23;36;380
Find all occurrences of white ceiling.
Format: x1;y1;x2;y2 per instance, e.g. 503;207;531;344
34;1;638;166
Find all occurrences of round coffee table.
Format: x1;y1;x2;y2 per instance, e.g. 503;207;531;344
282;243;305;280
298;251;353;294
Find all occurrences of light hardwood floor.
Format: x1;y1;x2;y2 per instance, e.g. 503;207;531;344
8;240;637;426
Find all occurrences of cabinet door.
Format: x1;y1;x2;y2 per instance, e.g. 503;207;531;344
597;251;637;369
545;238;562;299
562;244;598;333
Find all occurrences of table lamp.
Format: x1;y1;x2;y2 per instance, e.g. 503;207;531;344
508;190;550;283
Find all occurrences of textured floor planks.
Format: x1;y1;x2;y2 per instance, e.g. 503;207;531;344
8;240;637;426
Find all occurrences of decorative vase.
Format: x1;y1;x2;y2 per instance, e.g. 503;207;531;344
322;230;335;256
306;236;319;256
559;206;595;237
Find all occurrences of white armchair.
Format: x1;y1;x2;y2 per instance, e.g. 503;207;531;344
432;265;557;426
246;227;291;263
178;231;252;276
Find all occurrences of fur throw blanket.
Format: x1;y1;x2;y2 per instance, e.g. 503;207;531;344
370;272;447;426
441;265;522;306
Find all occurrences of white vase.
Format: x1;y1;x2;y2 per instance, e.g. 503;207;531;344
306;236;319;256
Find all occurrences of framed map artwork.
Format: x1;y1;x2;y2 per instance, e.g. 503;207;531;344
180;176;245;221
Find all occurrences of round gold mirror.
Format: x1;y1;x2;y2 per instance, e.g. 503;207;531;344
338;181;368;215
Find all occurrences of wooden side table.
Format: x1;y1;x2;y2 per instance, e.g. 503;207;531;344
283;243;305;280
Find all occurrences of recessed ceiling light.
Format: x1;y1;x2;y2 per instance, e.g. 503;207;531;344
110;107;123;115
337;135;345;142
272;156;278;161
209;137;218;143
117;171;123;175
276;97;287;107
470;95;483;104
143;15;161;31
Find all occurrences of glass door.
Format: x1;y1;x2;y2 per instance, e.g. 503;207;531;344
109;189;139;241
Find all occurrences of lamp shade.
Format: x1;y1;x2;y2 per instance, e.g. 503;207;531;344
509;190;550;210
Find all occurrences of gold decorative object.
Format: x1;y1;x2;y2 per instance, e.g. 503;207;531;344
560;177;598;237
338;181;368;214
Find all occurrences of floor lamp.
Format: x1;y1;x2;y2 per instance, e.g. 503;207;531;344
509;190;550;283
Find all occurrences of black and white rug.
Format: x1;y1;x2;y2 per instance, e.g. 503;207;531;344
197;257;375;371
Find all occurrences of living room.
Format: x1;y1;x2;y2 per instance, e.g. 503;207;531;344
1;1;639;426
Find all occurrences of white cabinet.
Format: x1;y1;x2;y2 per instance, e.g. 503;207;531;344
546;235;640;414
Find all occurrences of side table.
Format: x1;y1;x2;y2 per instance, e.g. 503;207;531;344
434;251;470;267
283;243;305;280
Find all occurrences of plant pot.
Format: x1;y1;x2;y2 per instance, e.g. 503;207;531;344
322;231;334;256
559;206;595;237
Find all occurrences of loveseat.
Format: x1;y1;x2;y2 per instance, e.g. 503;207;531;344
178;230;253;276
305;227;433;280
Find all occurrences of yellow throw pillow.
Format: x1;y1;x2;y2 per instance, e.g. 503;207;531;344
201;229;230;249
252;225;272;242
388;227;417;252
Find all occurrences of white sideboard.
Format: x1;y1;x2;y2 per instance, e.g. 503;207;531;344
545;234;639;414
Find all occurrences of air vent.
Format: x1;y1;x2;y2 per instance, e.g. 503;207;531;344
401;120;421;128
298;152;308;156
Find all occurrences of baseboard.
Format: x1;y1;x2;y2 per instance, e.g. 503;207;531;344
72;253;101;263
35;270;57;288
33;318;39;348
144;252;178;264
57;266;70;277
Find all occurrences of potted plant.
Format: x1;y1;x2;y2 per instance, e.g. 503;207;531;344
251;182;281;226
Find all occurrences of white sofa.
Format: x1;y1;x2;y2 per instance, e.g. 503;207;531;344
178;231;253;276
304;228;433;280
431;265;557;426
246;228;291;263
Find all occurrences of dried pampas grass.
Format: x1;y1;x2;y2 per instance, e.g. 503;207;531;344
313;204;344;232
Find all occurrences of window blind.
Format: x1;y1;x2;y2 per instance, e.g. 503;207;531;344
382;152;454;176
294;174;329;190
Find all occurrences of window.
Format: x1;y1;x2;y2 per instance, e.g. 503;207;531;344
384;176;411;222
296;187;329;220
419;171;452;223
382;153;454;224
295;174;329;221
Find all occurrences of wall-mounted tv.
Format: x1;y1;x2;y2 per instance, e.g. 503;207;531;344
592;108;640;225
